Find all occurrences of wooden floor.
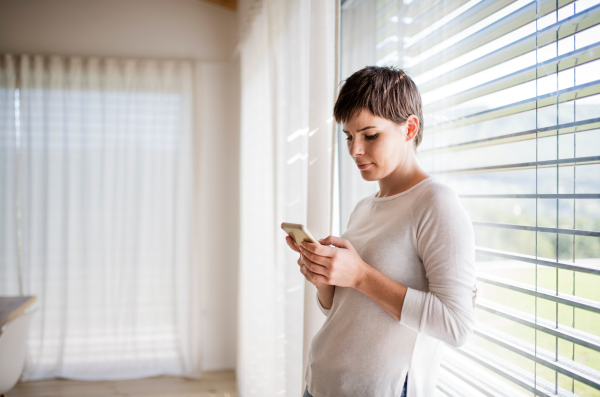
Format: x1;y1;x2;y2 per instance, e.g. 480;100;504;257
6;370;237;397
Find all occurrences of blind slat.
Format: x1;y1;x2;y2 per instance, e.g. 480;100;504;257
476;246;600;275
452;346;571;397
427;80;600;133
408;1;537;74
430;155;600;175
477;299;600;353
407;0;473;32
439;361;512;397
436;377;475;397
475;326;600;390
477;274;600;314
420;118;600;155
417;3;600;91
423;43;600;114
406;0;515;46
473;221;600;237
461;193;600;198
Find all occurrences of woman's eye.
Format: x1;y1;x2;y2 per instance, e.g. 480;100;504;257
345;134;378;141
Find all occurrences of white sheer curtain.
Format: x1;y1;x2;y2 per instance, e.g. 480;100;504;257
0;54;201;380
338;0;379;233
0;56;18;295
237;0;338;396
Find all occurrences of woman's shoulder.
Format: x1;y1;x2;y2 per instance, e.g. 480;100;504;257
416;177;458;198
410;178;475;245
411;178;463;215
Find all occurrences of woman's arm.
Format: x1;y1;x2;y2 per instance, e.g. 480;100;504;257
300;239;413;322
317;284;335;310
354;267;408;321
299;186;477;347
399;185;477;347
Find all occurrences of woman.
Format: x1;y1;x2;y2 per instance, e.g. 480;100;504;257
285;66;478;397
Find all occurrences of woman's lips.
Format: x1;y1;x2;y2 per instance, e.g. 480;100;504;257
358;163;372;169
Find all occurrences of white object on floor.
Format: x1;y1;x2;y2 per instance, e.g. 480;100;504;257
0;309;37;394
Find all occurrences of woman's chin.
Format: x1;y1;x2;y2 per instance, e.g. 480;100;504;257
360;171;379;182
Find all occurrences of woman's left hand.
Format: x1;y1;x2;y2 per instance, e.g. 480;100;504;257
299;235;369;289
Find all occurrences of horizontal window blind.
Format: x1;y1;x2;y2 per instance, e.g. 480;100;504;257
340;0;600;395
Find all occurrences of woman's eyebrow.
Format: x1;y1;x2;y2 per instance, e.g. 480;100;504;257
342;126;376;133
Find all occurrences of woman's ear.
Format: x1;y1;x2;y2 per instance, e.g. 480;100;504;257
405;115;419;142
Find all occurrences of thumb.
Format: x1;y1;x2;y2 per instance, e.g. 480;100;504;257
319;235;349;248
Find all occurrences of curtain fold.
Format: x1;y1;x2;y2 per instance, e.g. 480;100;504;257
0;54;200;381
237;0;338;396
0;55;19;296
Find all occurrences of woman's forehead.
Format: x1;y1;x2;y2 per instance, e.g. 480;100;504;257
342;111;394;132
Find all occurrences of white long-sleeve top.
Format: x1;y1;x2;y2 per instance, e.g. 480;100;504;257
305;177;476;397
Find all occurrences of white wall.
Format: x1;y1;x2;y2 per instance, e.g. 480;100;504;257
0;0;240;372
0;0;237;61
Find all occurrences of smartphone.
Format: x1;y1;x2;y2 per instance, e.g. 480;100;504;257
281;222;321;246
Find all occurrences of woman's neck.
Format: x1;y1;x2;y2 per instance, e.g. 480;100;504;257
376;159;430;198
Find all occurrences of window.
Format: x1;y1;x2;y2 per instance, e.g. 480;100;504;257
0;55;198;379
340;0;600;395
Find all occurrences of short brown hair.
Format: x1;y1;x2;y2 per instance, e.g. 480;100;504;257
333;66;424;149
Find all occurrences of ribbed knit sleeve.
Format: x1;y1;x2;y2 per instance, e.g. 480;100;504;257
399;184;476;348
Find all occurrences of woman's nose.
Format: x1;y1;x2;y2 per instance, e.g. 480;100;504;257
349;138;364;157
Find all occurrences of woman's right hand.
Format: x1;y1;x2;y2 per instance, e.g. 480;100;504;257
285;236;329;289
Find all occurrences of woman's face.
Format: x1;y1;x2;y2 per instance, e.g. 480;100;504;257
342;109;416;182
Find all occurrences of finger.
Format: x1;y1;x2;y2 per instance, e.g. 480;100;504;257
301;264;315;283
286;235;300;252
300;265;312;282
287;235;299;247
285;236;301;253
318;235;349;249
300;240;336;257
300;248;331;268
301;253;328;277
303;264;329;285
